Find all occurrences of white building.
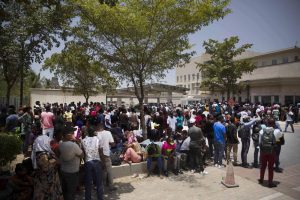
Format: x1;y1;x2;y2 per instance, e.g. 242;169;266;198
176;47;300;105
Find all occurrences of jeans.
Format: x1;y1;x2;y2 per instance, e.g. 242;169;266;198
253;141;260;166
43;127;54;139
214;142;225;165
241;138;250;165
147;156;163;175
274;145;281;168
284;121;294;132
102;156;114;188
163;155;179;172
260;152;275;184
85;160;103;200
60;171;79;200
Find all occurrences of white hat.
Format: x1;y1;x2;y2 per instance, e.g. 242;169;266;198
189;118;196;124
256;108;261;113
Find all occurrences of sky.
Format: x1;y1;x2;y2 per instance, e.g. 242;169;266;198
32;0;300;85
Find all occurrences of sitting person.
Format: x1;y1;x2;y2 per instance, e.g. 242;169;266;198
8;163;34;200
146;129;163;178
121;142;143;164
162;136;179;176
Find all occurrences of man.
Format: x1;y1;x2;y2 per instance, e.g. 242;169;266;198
188;118;208;175
252;109;263;168
5;106;19;132
96;122;117;191
284;109;294;133
104;109;112;130
225;117;239;166
19;106;33;155
167;112;177;134
239;115;258;168
259;118;277;188
213;115;226;168
59;124;83;200
40;105;55;139
81;126;103;200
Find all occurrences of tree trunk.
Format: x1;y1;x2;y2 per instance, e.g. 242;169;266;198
20;63;24;107
227;88;230;100
138;98;146;140
6;86;11;107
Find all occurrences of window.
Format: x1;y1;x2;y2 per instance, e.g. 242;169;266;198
180;76;182;82
184;75;186;82
285;96;294;105
177;76;179;82
254;96;259;103
272;59;277;65
273;96;279;104
192;74;195;81
188;84;190;89
261;96;271;105
282;57;288;63
188;74;190;81
197;73;199;80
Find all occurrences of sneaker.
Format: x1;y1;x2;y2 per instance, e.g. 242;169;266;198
218;165;222;169
131;173;139;178
214;164;218;167
190;169;195;174
258;179;263;184
268;182;277;188
109;186;117;191
200;170;208;175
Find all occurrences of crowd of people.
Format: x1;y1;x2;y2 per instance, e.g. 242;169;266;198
0;100;299;199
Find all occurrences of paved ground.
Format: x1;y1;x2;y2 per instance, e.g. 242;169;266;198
77;122;300;200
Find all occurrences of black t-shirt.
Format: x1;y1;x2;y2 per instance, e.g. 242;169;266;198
226;123;238;144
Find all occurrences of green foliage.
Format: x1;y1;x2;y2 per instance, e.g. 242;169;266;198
72;0;230;137
0;0;74;105
197;36;255;98
43;42;117;103
0;133;22;166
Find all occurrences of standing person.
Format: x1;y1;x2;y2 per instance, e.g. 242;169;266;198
5;106;19;132
31;128;63;200
188;118;208;174
41;105;55;139
225;117;239;165
213;115;226;168
239;116;258;168
105;109;112;130
19;106;33;156
203;114;214;159
96;122;117;191
284;109;294;133
59;124;83;200
274;128;285;173
81;126;104;200
259;118;277;188
167;112;177;134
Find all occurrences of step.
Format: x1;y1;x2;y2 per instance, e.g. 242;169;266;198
111;162;147;178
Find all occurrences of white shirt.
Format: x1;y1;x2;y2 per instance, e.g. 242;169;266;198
105;113;111;129
82;136;101;162
167;116;177;132
273;129;283;142
180;137;191;151
97;130;114;156
202;111;209;117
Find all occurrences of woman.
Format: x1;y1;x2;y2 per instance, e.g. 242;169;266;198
121;141;143;164
31;128;63;199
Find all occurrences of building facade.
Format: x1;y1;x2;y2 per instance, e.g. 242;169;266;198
176;47;300;105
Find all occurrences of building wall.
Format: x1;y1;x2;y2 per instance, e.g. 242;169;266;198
30;88;106;108
175;47;300;105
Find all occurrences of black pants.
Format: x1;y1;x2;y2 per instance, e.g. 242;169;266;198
60;171;79;200
253;141;260;166
274;145;282;168
189;147;203;171
207;137;214;158
241;138;250;165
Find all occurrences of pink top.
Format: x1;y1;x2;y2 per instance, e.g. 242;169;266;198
41;111;54;129
162;141;176;156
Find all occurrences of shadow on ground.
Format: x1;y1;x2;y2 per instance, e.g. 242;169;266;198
104;182;135;200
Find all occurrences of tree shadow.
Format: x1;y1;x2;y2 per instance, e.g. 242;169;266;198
168;173;198;184
104;182;135;200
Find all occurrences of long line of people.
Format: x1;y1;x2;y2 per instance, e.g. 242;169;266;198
0;100;297;199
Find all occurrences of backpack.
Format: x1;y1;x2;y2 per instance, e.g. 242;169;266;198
147;142;159;156
260;129;275;153
238;125;246;139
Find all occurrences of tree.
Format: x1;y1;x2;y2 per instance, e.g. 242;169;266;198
0;0;73;106
197;36;255;100
72;0;230;138
43;42;117;103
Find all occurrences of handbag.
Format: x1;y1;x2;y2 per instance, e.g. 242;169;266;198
279;135;285;145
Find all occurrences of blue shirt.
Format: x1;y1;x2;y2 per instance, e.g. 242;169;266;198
213;122;226;144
